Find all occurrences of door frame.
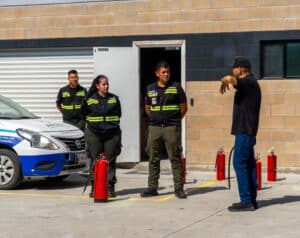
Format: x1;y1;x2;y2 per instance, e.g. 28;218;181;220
132;40;187;157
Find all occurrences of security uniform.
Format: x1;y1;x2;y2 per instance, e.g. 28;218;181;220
81;92;122;192
56;85;87;130
145;81;186;192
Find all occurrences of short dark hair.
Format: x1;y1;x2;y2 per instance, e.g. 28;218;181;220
68;69;78;75
155;61;170;71
232;58;251;71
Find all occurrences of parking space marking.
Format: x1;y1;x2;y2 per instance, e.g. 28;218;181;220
0;179;219;202
156;179;219;202
0;191;89;199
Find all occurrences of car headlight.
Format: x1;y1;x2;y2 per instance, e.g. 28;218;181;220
17;129;59;150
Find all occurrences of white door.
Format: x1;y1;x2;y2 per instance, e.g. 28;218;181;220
93;47;139;163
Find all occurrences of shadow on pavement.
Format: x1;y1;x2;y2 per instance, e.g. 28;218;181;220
276;177;287;182
117;186;166;196
187;186;228;196
260;186;272;191
17;174;86;190
259;196;300;208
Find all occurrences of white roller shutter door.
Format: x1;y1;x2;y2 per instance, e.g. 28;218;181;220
0;48;93;121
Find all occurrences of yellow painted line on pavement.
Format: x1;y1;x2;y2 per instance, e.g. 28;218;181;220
0;191;131;202
0;191;89;199
186;179;219;193
0;179;219;202
156;179;219;202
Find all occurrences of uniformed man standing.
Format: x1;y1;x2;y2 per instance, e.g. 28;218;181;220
56;70;87;130
141;61;188;199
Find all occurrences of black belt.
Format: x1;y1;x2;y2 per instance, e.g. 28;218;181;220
151;124;176;128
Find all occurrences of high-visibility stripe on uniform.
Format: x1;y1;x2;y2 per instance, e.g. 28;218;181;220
87;99;99;105
165;88;178;94
162;105;180;111
148;93;156;97
150;106;161;111
86;115;119;122
61;104;73;110
105;116;120;122
62;92;71;98
107;98;117;104
150;105;180;111
86;116;104;122
61;104;82;110
76;91;86;97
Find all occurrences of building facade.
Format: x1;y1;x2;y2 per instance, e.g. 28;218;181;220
0;0;300;167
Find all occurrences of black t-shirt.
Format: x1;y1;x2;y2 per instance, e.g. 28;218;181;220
231;74;261;136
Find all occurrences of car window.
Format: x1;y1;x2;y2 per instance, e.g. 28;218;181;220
0;96;37;119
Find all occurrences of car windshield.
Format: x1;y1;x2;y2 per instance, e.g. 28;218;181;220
0;95;39;119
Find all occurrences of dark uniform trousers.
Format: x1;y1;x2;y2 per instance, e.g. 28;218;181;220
147;125;183;191
85;127;121;190
64;119;86;131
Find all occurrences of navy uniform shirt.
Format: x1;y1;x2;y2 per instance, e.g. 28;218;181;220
145;81;186;126
56;84;87;121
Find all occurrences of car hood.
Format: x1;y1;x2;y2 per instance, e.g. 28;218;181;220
0;118;79;134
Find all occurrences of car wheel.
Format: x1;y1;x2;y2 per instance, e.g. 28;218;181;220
45;175;69;182
0;149;22;189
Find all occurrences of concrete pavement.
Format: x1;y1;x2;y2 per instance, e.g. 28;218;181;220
0;162;300;238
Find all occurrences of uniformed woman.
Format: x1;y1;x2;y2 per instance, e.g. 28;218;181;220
82;75;122;198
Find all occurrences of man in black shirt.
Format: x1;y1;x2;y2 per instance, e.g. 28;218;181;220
220;58;261;211
56;70;87;130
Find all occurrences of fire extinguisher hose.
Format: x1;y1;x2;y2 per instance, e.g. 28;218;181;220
227;146;234;190
82;161;95;195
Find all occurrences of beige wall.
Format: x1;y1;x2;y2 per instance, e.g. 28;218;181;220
186;79;300;168
0;0;299;40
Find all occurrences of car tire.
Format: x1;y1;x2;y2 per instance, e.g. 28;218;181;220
45;175;69;182
0;149;23;189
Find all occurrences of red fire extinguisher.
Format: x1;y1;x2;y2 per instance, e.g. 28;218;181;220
267;148;277;182
215;147;225;181
181;157;186;184
256;154;262;191
94;153;108;203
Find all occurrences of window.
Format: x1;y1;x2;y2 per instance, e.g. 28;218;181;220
261;41;300;78
263;44;283;77
287;43;300;77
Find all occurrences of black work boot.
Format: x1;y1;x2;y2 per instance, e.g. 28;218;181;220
231;200;258;210
89;182;94;198
175;189;187;199
252;200;258;210
228;202;255;212
140;188;158;197
108;186;116;198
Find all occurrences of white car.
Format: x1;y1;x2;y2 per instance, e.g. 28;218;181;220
0;95;88;189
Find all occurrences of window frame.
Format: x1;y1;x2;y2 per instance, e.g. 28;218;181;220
260;40;300;79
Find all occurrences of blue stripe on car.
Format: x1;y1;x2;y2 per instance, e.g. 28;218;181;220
19;153;65;176
0;129;22;147
0;129;17;133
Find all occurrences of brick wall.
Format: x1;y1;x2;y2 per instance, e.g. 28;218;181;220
186;79;300;168
0;0;299;39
